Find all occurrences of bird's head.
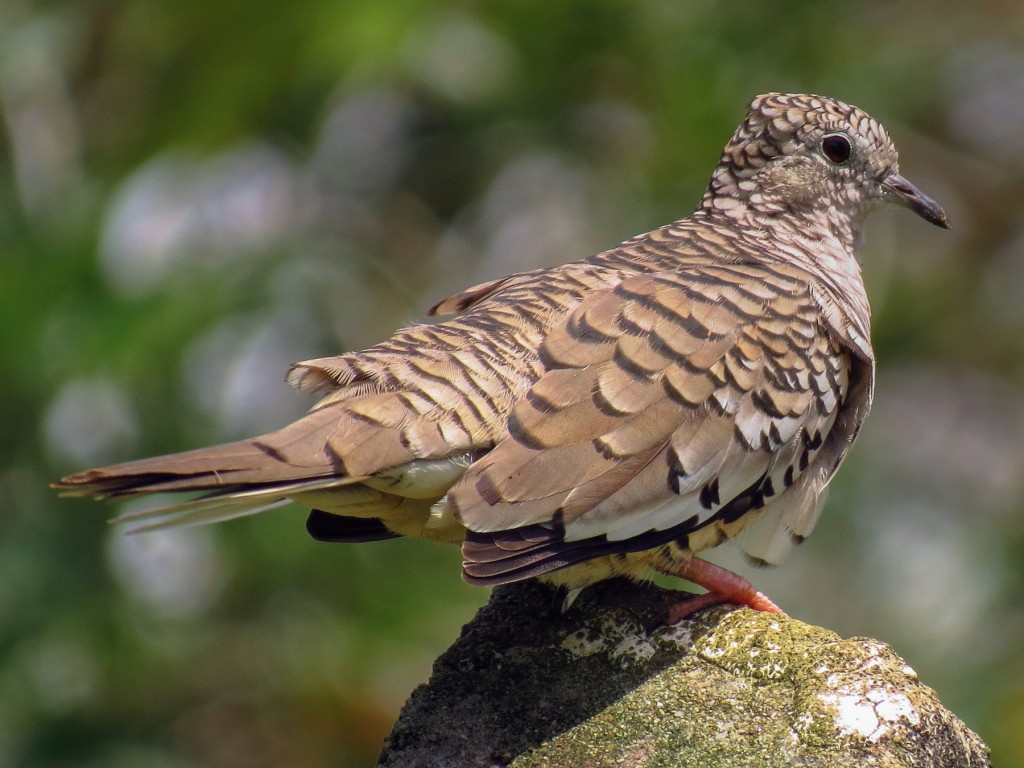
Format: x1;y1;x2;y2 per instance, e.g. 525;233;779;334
701;92;949;233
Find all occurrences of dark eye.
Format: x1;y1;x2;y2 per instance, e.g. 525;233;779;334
821;134;852;164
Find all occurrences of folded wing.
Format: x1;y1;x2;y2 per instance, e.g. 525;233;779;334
452;263;862;584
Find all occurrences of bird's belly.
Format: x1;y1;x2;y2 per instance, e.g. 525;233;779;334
291;484;467;543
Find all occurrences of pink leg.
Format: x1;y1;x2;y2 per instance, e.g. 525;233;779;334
663;557;785;624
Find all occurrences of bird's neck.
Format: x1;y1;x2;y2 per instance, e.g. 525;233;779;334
694;197;873;357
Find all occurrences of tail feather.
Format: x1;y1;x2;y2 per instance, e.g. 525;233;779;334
52;390;473;535
52;427;365;532
111;476;359;533
53;439;333;499
119;498;291;533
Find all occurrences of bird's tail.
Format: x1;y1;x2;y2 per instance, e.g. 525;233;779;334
53;437;357;532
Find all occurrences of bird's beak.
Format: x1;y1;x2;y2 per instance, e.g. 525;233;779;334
881;173;950;229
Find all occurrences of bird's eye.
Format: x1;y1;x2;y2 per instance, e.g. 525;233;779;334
821;134;852;165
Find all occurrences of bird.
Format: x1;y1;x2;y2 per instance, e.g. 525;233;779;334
55;93;949;620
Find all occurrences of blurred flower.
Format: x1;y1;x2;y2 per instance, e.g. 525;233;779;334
845;364;1024;661
181;308;321;438
311;88;415;204
99;143;300;296
474;151;591;278
571;100;655;164
44;377;138;468
0;12;82;216
947;42;1024;168
107;521;225;621
400;12;516;105
980;224;1024;332
22;630;99;715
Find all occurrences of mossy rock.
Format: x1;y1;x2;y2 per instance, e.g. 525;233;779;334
379;579;989;768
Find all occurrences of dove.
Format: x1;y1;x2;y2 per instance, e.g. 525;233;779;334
55;93;949;618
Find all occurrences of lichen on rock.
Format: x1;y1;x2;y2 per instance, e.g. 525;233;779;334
378;579;990;768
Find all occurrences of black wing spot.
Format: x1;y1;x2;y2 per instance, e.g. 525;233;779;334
803;430;823;450
666;447;686;494
699;478;720;510
783;465;795;487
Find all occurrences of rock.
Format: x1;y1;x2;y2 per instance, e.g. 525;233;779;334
378;578;990;768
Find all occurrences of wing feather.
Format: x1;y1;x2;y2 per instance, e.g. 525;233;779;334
453;264;859;582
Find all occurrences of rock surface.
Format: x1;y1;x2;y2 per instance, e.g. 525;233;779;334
378;579;990;767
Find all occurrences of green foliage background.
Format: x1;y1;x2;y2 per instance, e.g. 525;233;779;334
2;1;1022;765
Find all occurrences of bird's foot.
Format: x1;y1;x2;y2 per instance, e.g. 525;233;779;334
663;557;785;624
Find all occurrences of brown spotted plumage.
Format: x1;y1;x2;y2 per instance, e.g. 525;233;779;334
54;93;948;615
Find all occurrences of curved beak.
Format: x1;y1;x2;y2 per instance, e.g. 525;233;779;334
882;173;950;229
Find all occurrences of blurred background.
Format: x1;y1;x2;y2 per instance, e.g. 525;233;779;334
2;1;1022;765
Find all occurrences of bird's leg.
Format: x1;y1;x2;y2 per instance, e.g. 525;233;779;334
663;557;785;624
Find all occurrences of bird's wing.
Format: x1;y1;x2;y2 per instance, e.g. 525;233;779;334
453;263;860;584
53;265;583;529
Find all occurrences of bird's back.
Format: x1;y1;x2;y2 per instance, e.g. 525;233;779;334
55;213;870;561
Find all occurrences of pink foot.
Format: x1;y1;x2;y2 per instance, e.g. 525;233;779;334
663;557;785;624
